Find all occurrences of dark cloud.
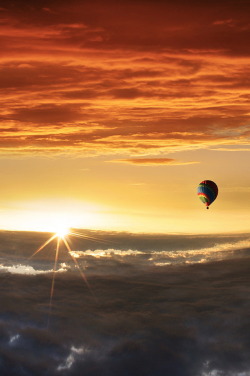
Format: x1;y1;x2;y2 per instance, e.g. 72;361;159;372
0;230;250;375
7;104;84;124
0;62;108;92
108;88;143;99
3;0;249;54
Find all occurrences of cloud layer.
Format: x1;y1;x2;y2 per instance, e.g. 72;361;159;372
0;230;250;375
0;0;249;156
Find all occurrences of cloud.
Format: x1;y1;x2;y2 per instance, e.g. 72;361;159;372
0;262;68;275
57;346;90;371
69;238;250;272
0;0;249;155
7;104;84;124
112;158;199;166
0;230;250;374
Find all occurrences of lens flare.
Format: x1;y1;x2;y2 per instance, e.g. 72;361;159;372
29;228;91;328
29;227;113;327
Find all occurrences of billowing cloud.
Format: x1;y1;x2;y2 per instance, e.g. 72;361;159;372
0;262;68;275
0;0;249;156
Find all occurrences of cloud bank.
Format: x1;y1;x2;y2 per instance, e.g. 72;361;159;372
0;230;249;375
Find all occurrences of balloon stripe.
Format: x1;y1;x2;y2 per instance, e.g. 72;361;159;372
200;191;215;202
198;192;211;204
198;184;217;198
199;196;208;204
197;187;215;202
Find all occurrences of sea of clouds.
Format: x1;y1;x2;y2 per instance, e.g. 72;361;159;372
0;230;249;376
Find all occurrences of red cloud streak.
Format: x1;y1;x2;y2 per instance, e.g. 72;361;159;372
113;158;199;165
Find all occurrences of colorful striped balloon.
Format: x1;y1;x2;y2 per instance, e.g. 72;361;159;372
197;180;218;209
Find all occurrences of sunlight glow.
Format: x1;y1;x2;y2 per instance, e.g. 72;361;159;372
55;227;70;239
0;199;108;233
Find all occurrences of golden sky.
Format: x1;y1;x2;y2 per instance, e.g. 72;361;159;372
0;0;249;233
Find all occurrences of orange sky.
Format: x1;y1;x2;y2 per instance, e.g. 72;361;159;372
0;0;249;233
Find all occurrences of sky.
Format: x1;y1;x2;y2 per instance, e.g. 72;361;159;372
0;2;250;374
0;0;249;234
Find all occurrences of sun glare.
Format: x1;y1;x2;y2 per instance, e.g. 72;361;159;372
55;227;70;239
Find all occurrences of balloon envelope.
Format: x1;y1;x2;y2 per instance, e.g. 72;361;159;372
197;180;218;209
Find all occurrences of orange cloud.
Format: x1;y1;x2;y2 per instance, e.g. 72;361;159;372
112;158;199;166
0;0;249;156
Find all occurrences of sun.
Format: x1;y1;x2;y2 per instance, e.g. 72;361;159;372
52;220;71;239
55;227;70;239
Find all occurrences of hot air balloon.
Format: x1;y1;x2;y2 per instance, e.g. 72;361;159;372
197;180;218;209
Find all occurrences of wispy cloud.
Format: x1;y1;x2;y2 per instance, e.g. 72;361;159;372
112;158;199;166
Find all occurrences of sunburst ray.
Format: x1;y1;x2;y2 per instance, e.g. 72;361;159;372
29;234;57;259
70;231;115;245
62;237;96;298
47;237;60;328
